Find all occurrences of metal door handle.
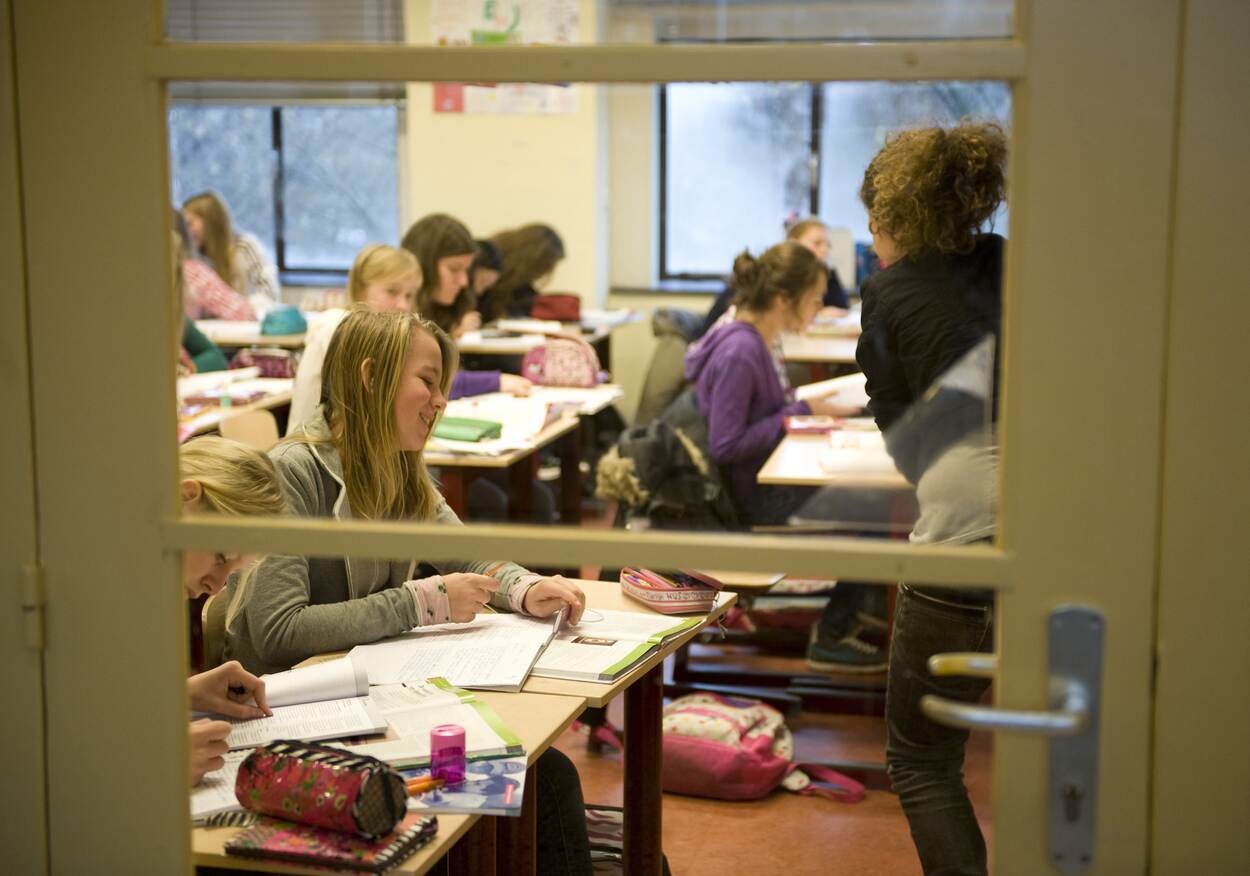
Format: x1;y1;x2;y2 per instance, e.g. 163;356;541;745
921;674;1088;735
917;607;1105;874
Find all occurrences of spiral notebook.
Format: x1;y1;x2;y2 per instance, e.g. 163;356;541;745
224;812;438;873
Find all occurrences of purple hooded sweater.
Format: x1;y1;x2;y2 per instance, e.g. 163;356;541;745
449;369;501;400
684;320;810;504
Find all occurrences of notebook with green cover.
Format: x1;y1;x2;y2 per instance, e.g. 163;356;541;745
432;416;503;442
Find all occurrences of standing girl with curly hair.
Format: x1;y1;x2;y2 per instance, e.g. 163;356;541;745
856;121;1007;876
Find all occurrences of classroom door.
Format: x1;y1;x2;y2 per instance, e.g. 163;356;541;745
10;0;1244;872
0;0;49;867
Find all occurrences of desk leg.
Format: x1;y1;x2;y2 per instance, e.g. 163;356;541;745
508;456;536;522
559;428;581;525
448;815;496;876
624;664;664;876
495;763;537;875
441;471;468;519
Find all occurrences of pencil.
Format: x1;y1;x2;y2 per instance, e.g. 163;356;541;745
406;777;445;795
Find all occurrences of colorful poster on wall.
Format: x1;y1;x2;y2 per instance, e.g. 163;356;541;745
432;0;580;114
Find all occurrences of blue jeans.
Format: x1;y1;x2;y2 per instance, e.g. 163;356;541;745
886;585;994;876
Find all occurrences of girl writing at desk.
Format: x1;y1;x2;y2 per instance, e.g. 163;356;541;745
178;436;287;783
223;306;592;873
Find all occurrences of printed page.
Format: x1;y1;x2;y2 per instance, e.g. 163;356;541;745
261;656;368;709
190;749;248;820
349;613;557;689
532;637;650;681
795;371;869;407
351;684;518;764
225;697;385;750
443;396;558;441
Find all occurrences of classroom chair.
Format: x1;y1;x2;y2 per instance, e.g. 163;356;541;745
219;408;280;451
633;308;702;426
201;590;228;670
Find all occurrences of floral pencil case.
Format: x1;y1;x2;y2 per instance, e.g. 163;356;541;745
234;739;407;839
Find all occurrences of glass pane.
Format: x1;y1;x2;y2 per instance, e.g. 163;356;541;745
664;82;813;277
168;105;276;254
819;81;1011;255
280;106;401;270
165;0;1013;44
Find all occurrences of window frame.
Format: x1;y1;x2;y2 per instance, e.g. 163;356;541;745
168;101;402;282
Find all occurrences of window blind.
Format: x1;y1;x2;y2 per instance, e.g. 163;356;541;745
165;0;404;44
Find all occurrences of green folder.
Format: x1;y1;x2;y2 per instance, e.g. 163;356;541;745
433;416;503;442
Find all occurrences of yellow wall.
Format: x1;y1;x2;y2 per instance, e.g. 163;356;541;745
402;0;608;305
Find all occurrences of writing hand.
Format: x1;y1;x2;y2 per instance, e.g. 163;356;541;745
187;660;271;719
523;575;586;625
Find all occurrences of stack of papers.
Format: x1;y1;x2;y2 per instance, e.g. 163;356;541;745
427;396;574;456
818;430;901;476
349;613;563;691
795;372;870;408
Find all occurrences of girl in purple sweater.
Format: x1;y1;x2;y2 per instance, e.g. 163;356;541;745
685;241;841;521
686;241;888;672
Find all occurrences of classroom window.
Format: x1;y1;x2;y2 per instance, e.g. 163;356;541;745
659;80;1012;282
168;104;401;278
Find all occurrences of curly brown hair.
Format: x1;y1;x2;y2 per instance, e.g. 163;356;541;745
859;123;1007;256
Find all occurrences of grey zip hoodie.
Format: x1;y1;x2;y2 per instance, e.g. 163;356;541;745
223;416;536;674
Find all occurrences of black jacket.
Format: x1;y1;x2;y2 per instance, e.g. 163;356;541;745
855;234;1004;481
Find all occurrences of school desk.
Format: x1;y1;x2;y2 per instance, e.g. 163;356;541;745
191;689;585;876
425;414;582;525
519;580;737;876
780;332;859;365
195;319;306;350
757;432;910;490
177;379;293;442
455;325;612;357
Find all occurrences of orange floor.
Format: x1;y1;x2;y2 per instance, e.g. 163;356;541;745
557;649;994;876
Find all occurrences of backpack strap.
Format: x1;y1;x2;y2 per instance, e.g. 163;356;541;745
791;763;866;803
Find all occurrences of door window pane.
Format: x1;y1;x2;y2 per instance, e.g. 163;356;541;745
664;82;813;277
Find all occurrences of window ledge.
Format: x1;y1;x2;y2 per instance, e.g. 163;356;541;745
611;279;723;295
279;270;348;288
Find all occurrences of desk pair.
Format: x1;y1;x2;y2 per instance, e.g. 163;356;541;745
192;580;736;876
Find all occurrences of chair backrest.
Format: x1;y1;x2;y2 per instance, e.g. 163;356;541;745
828;227;856;293
219;408;279;451
201;591;228;670
634;308;702;426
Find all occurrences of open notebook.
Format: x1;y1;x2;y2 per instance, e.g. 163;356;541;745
530;607;717;683
192;678;523;820
348;613;562;691
217;657;385;751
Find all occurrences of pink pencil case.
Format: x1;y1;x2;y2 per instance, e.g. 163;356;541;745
620;568;722;614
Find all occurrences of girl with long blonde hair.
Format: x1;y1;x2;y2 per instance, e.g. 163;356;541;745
287;243;421;433
182;191;280;311
224;307;593;873
227;306;583;674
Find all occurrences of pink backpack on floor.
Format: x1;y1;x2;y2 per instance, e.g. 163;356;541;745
660;692;865;802
521;336;604;387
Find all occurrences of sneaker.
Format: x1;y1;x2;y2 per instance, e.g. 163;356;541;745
806;632;888;673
